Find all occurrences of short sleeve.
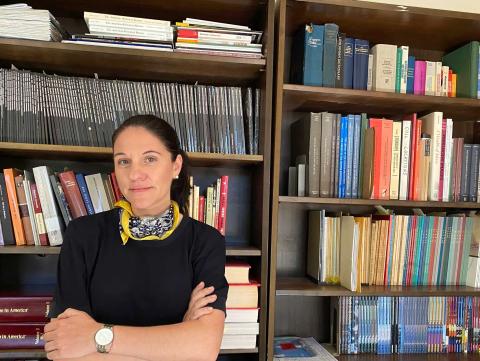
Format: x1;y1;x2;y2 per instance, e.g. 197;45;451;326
192;225;228;315
49;219;93;318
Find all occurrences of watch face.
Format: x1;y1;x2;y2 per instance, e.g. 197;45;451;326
95;328;113;346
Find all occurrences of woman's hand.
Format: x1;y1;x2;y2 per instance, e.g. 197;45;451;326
44;308;101;360
183;281;217;322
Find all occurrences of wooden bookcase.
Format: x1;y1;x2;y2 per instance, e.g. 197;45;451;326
269;0;480;360
0;0;274;360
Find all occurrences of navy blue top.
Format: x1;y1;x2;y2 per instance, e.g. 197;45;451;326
50;209;228;326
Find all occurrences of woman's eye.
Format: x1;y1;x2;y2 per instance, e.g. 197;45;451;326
145;156;157;163
118;159;129;166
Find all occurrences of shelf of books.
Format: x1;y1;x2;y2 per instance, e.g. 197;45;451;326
270;0;480;359
0;1;274;359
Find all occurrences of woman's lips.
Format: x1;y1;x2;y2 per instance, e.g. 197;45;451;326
129;187;151;193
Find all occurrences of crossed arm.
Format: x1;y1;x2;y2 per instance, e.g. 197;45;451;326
44;282;223;361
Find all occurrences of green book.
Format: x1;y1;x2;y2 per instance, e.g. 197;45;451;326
442;41;479;99
395;47;402;93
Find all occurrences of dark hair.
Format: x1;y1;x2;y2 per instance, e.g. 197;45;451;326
112;115;191;214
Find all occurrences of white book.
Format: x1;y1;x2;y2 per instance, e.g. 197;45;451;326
225;308;259;323
425;61;436;96
23;179;39;246
435;62;443;96
193;185;199;220
88;24;173;40
339;216;359;292
466;256;480;288
85;174;110;213
441;65;449;96
184;18;250;31
421;112;443;201
432;217;445;285
367;54;373;91
443;118;453;201
86;18;171;32
32;166;64;246
62;40;173;52
371;44;397;92
297;164;306;197
84;11;171;27
175;42;261;53
223;322;259;335
399;45;409;94
220;334;257;349
389;122;402;199
398;120;411;200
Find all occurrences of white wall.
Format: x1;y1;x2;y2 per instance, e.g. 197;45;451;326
358;0;480;14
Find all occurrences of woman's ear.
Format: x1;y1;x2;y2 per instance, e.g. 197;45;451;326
173;154;183;178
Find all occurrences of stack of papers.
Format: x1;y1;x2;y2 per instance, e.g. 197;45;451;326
0;3;67;41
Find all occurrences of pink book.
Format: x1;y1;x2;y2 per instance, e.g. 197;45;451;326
438;119;447;200
414;60;426;95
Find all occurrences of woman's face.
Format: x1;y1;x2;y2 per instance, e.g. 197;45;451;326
113;126;182;217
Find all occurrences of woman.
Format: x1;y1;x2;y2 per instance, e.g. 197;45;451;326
43;115;228;361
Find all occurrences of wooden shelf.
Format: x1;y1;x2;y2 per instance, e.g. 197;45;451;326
0;142;263;166
0;38;265;85
276;277;480;297
0;245;261;256
278;196;480;209
284;0;480;52
283;85;480;120
0;348;259;359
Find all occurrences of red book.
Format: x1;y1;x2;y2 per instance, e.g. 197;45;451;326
58;171;87;219
14;174;35;246
30;183;49;246
218;176;229;236
177;28;198;39
110;172;123;202
198;196;205;223
369;119;393;199
0;323;46;349
0;295;52;323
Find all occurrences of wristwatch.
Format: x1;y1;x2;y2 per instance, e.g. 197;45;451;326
94;324;114;353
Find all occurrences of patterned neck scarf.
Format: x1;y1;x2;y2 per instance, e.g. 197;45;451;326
114;199;181;245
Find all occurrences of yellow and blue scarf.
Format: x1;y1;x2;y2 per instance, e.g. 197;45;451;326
114;199;180;245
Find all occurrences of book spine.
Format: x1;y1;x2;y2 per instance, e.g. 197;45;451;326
425;61;436;96
218;175;229;236
460;144;472;202
400;46;409;94
389;122;402;200
4;169;25;245
353;39;370;90
367;54;373;91
406;56;415;94
335;33;345;88
323;23;339;88
30;183;48;246
320;113;333;197
198;196;205;223
345;115;355;198
0;323;46;349
303;24;324;86
443;119;453;202
0;298;52;322
435;62;443;96
352;114;361;199
14;175;35;245
438;119;447;200
469;145;480;202
75;174;95;215
395;47;402;93
0;174;15;246
58;171;87;219
399;121;411;200
343;38;354;89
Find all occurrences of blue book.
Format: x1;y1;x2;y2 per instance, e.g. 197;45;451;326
273;337;315;357
406;55;415;94
353;39;369;90
338;116;348;198
422;216;435;285
343;37;354;89
291;24;324;86
352;114;361;198
322;23;339;87
76;173;95;215
345;114;355;198
416;216;430;286
412;216;424;285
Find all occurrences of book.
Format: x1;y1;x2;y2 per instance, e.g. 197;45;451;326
226;282;259;308
290;24;324;86
225;308;259;323
225;262;251;284
0;295;52;322
0;323;45;349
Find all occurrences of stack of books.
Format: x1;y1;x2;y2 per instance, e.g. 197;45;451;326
63;11;174;51
175;18;263;58
0;3;66;41
0;293;52;350
221;262;260;349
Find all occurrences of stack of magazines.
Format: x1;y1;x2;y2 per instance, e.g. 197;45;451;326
175;18;263;58
0;3;67;41
63;11;174;51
